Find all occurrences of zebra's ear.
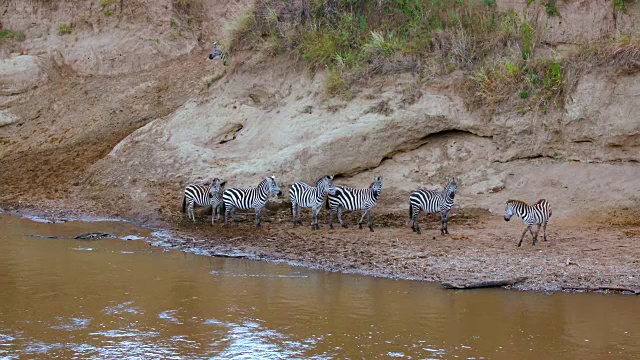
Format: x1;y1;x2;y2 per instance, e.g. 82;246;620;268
220;181;227;188
328;175;334;180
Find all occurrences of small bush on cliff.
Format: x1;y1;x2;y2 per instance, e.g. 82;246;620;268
0;29;25;41
230;0;637;113
58;23;73;35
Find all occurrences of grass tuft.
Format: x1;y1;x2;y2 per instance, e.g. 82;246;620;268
0;29;25;41
58;23;74;35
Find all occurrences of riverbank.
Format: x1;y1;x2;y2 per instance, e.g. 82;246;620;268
6;203;639;294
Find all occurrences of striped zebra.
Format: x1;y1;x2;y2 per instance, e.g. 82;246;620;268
409;177;460;235
182;178;226;224
327;176;384;232
208;42;227;65
289;175;337;230
504;199;552;247
223;176;282;227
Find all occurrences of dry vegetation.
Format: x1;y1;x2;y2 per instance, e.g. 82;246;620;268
226;0;639;112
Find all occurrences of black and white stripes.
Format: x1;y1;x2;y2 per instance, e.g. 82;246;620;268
289;175;337;230
208;42;227;65
180;173;555;249
504;199;552;247
182;178;225;224
409;177;459;235
327;176;384;232
223;176;282;227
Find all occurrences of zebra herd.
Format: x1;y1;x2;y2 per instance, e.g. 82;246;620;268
182;175;552;247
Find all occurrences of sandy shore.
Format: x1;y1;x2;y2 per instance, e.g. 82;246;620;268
4;203;640;294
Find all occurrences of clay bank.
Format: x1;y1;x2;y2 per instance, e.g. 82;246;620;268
0;0;639;292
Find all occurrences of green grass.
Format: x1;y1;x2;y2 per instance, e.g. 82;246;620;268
0;29;25;41
229;0;637;110
613;0;635;13
99;0;115;6
58;23;74;35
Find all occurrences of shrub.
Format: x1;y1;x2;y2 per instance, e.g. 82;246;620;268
58;23;74;35
0;29;25;41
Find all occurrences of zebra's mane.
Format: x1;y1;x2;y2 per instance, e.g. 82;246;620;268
315;175;330;186
507;199;529;206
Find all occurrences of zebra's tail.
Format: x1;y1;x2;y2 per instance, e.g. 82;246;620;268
182;196;186;214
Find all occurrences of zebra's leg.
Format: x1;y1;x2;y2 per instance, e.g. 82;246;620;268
358;210;368;230
367;210;374;232
532;224;541;245
211;205;215;225
255;207;262;228
412;208;421;234
224;206;230;225
442;210;451;235
311;206;320;230
338;207;347;228
297;206;303;225
188;202;196;223
518;225;531;247
291;202;297;226
543;221;548;241
329;208;335;230
529;226;536;245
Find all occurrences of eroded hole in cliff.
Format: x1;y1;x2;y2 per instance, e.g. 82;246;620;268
217;123;244;144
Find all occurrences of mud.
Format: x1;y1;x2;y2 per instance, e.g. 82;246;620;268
156;205;640;293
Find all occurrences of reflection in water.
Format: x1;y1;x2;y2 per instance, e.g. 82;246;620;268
0;213;639;359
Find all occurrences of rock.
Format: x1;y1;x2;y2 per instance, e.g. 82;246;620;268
0;55;43;95
74;232;117;240
0;109;17;127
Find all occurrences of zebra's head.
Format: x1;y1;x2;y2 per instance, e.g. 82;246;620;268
445;177;459;199
268;175;282;197
208;178;223;196
371;176;384;198
504;200;515;221
317;175;337;195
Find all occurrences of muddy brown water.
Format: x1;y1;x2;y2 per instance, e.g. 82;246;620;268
0;213;638;359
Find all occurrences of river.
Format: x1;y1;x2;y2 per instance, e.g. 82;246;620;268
0;213;638;359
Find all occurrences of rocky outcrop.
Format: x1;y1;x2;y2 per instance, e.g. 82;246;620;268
84;58;640;219
0;55;44;95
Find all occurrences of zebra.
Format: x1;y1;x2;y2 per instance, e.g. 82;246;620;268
223;176;282;227
326;176;384;232
409;177;460;235
182;178;226;224
208;42;227;65
289;175;337;230
504;199;552;247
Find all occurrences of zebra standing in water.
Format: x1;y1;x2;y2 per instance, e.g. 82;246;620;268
409;177;460;235
327;176;384;232
289;175;337;230
223;176;282;227
208;42;227;65
504;199;552;247
182;178;226;224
